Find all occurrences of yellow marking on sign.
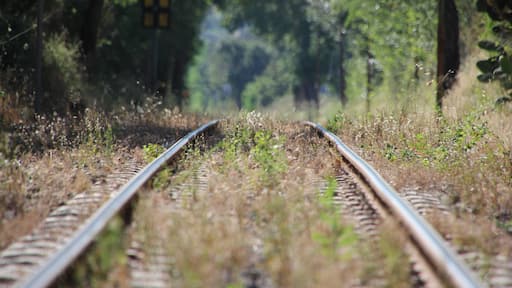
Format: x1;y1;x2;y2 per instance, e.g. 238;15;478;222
144;0;153;8
160;0;169;8
159;13;169;28
144;13;154;27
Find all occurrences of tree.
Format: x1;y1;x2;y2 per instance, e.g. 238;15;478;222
81;0;104;69
219;0;338;112
476;0;512;105
436;0;460;109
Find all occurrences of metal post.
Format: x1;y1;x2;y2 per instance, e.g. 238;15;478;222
35;0;44;114
152;29;159;92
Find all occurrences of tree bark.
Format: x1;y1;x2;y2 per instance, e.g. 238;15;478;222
81;0;104;69
436;0;460;110
339;11;348;106
293;78;318;112
171;56;187;109
34;0;44;115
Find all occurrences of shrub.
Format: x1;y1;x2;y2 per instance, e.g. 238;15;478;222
42;33;85;114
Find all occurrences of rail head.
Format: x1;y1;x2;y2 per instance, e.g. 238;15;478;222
303;121;484;288
18;120;220;288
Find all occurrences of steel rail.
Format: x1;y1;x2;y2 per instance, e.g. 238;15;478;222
304;121;483;288
18;120;220;288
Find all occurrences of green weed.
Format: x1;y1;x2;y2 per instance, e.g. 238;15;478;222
142;143;171;189
326;112;348;132
358;110;490;170
250;130;287;186
312;177;358;260
142;143;166;163
216;119;287;187
56;216;127;287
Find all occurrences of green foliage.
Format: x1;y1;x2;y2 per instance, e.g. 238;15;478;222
186;9;285;111
220;0;340;105
312;177;358;259
143;143;171;188
142;143;166;163
250;130;287;185
242;56;294;110
83;111;115;156
61;216;127;287
43;33;85;110
326;112;347;132
217;118;287;186
497;218;512;234
476;0;512;103
218;123;253;164
380;112;488;169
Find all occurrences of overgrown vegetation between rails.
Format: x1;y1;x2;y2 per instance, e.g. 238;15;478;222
132;114;412;287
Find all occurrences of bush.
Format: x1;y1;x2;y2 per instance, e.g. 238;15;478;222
241;58;293;110
42;33;85;114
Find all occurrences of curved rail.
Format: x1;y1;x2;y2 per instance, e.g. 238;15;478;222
18;120;220;288
304;121;483;288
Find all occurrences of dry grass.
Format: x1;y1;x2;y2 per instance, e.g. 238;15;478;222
0;104;210;250
132;113;411;287
324;53;512;267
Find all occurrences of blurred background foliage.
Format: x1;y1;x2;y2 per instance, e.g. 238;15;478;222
0;0;510;122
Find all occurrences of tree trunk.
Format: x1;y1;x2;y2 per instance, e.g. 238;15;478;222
34;0;44;115
81;0;104;69
339;11;348;106
436;0;460;110
293;78;318;112
366;50;372;114
171;56;186;109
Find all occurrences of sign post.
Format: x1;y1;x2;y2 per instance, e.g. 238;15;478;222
142;0;171;91
35;0;45;114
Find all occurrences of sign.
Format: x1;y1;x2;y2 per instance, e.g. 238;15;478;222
142;0;170;29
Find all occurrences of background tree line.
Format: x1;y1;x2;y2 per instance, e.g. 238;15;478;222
1;0;212;118
0;0;510;120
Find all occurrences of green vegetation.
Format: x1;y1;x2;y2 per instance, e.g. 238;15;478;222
327;106;512;227
42;33;84;112
0;0;215;116
142;143;166;163
312;177;358;259
56;216;127;287
0;0;510;119
216;115;288;187
142;143;171;189
250;130;288;185
476;0;512;104
130;117;422;286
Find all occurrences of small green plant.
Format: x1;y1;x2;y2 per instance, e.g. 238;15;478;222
57;216;127;287
82;110;115;157
312;177;358;259
375;110;489;170
143;143;171;188
250;130;287;186
42;33;85;113
326;112;347;132
218;123;254;165
216;119;287;187
142;143;166;163
376;223;410;288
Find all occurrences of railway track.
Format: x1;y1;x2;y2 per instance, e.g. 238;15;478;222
0;118;501;287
